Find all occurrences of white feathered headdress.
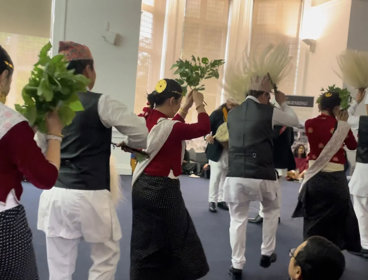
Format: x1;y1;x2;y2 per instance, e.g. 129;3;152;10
223;43;291;103
337;49;368;89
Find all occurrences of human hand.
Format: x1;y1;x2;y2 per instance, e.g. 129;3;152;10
182;90;194;111
46;110;64;136
275;90;286;105
334;108;349;121
356;88;366;104
205;134;215;144
192;90;204;107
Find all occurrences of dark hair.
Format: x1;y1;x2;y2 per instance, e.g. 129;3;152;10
247;89;265;98
147;79;183;109
319;91;341;114
294;144;306;158
295;236;345;280
0;45;14;77
66;59;94;75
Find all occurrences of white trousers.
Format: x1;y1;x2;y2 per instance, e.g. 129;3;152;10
257;178;282;218
46;237;120;280
228;198;279;270
208;150;228;202
351;195;368;249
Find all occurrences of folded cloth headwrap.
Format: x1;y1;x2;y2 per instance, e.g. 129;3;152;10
58;41;93;61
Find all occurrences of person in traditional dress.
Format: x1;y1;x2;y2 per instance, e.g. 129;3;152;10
224;75;299;280
0;45;63;279
37;41;148;280
292;91;361;253
205;99;238;213
288;236;345;280
347;88;368;258
130;79;210;280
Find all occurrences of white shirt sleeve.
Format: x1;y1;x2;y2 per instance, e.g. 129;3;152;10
97;94;148;149
272;102;299;127
347;100;360;132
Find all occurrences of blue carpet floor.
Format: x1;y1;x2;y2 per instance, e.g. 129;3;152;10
22;175;368;279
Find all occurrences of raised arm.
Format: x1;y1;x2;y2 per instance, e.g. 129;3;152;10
98;94;148;149
272;91;299;127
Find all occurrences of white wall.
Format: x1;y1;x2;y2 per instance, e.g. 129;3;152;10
52;0;142;174
301;0;352;119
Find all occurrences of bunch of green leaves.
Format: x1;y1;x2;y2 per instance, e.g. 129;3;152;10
15;42;90;133
171;56;225;95
317;85;352;110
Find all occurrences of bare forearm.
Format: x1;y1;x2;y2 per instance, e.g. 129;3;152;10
46;140;61;170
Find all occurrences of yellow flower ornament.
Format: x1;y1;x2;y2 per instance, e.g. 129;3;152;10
155;79;167;93
325;92;332;97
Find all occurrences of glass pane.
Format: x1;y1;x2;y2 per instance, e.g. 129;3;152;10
0;32;49;109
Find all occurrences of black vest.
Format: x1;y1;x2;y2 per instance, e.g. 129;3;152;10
227;98;276;180
56;92;112;190
356;116;368;164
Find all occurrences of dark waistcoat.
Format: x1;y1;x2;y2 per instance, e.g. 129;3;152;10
56;92;112;191
357;116;368;164
227;98;276;180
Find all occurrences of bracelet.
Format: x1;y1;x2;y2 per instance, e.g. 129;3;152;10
179;108;188;115
196;104;205;110
46;134;63;142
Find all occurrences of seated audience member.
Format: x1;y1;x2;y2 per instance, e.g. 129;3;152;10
287;144;308;181
288;236;345;280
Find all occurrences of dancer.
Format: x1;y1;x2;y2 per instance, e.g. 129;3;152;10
0;45;63;279
205;99;238;212
348;88;368;258
292;91;361;252
225;75;299;279
130;79;210;280
37;41;148;280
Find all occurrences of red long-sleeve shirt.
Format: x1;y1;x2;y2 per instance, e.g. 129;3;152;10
305;114;357;164
0;121;58;202
144;110;210;177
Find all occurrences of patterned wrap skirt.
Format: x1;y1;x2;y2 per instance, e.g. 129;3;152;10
0;205;38;280
292;171;361;252
130;174;209;280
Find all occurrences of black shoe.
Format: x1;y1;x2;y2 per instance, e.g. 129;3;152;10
260;253;277;268
248;214;263;224
209;202;217;213
228;266;242;280
217;201;229;211
349;249;368;258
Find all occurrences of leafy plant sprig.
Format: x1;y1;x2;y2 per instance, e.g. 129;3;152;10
317;85;352;110
15;42;90;133
171;56;225;95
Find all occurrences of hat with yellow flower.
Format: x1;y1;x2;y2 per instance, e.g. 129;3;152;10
58;41;93;62
153;79;182;95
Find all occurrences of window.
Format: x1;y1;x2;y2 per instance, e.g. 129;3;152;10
134;0;167;114
0;33;49;109
0;0;51;109
134;0;229;116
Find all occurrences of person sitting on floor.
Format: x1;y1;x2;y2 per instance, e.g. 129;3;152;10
288;235;345;280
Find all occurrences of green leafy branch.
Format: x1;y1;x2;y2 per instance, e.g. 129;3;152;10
15;42;90;133
171;56;225;95
317;85;352;110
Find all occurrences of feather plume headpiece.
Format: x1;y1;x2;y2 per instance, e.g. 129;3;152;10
223;43;291;103
337;49;368;89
